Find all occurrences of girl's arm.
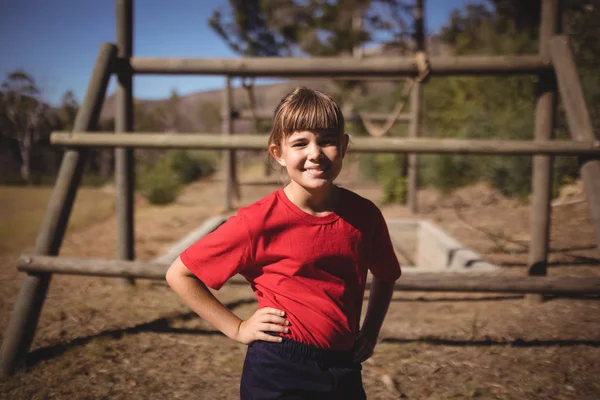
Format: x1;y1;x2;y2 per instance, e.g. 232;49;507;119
166;256;288;344
353;275;395;363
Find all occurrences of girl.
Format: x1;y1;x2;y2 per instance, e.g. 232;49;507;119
166;87;401;399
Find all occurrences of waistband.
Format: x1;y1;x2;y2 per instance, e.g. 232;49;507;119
258;334;355;365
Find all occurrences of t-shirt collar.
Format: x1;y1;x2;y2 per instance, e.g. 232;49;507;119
276;188;341;224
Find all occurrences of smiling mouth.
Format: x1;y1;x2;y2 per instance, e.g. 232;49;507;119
304;166;328;176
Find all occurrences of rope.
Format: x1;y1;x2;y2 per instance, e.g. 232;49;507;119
242;77;259;134
241;77;272;177
359;78;415;137
414;50;431;83
358;51;430;138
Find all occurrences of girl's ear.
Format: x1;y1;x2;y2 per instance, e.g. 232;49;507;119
341;134;350;158
269;144;286;167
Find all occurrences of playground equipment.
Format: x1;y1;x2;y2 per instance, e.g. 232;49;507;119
2;0;600;377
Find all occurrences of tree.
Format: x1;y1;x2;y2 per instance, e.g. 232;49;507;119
0;70;53;183
210;0;412;57
209;0;413;114
420;0;600;197
209;0;291;56
57;90;79;131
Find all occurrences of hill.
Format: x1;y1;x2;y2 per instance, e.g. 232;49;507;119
99;79;400;133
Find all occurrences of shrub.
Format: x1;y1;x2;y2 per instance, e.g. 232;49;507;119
81;174;110;187
420;154;480;195
166;150;218;184
357;153;379;182
138;157;182;205
376;154;408;203
356;152;408;204
486;156;532;200
382;174;407;203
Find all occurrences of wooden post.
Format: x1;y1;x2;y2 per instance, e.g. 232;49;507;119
527;0;560;303
0;43;117;377
222;76;235;210
115;0;135;285
407;0;425;214
550;35;600;249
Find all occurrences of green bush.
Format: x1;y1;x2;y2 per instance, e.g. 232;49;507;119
486;156;532;200
81;174;111;187
357;153;379;182
421;154;480;195
382;174;407;204
377;154;407;203
165;150;218;184
138;157;182;205
0;172;27;185
356;152;408;204
26;174;57;186
136;150;218;205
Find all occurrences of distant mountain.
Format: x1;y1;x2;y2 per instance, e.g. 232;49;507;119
100;79;393;133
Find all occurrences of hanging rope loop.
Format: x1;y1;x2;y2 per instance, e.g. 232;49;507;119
241;77;259;134
414;50;431;83
358;51;430;137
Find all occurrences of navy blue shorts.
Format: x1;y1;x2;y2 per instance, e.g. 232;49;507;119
240;337;366;400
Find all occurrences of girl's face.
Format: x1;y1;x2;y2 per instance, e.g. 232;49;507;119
270;130;349;193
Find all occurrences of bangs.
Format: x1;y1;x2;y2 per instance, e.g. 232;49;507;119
276;89;344;137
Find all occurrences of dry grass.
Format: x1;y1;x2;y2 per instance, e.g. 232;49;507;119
0;186;116;256
1;161;599;399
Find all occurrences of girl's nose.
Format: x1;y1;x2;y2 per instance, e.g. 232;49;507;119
307;143;322;160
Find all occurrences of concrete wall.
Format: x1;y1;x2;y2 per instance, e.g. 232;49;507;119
387;219;499;275
387;219;419;266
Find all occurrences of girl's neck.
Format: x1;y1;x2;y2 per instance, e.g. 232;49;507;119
283;183;339;216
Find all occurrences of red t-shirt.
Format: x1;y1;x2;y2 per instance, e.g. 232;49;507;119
180;187;401;350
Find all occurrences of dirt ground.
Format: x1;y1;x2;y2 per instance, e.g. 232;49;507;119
1;159;599;400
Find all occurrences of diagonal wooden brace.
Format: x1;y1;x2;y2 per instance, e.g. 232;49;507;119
0;43;117;377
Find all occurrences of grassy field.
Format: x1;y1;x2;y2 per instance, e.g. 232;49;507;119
0;185;116;256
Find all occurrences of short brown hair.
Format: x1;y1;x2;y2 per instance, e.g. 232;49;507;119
268;87;345;147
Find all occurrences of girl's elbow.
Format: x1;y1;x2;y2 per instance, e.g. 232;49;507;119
165;257;188;287
165;264;177;288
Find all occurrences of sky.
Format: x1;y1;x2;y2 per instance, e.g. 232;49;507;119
0;0;476;106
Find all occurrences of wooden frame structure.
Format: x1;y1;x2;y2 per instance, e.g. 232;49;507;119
2;0;600;377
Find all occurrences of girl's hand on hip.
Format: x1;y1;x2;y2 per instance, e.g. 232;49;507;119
352;331;376;364
234;307;289;345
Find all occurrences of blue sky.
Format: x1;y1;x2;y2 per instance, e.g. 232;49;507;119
1;0;476;106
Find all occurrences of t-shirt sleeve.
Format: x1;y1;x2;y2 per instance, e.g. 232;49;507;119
180;214;253;290
368;206;402;282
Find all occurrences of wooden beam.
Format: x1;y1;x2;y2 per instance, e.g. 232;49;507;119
233;110;411;123
387;275;600;295
50;132;600;156
17;255;600;295
0;43;117;377
550;35;600;249
129;55;550;77
19;255;169;280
